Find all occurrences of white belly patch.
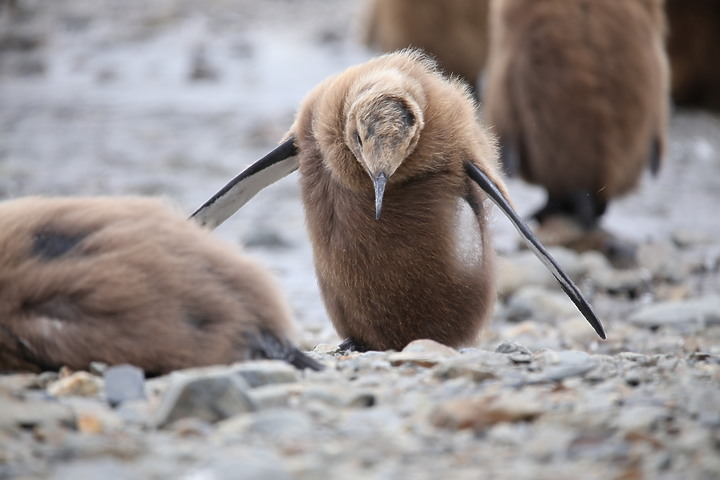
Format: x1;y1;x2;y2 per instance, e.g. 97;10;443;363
453;198;484;267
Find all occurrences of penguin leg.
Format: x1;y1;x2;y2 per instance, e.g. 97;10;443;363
532;191;607;230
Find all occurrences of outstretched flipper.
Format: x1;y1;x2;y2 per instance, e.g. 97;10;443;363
191;136;299;229
465;160;606;339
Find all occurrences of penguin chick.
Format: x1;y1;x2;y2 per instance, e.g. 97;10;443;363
192;50;605;351
364;0;490;94
0;196;322;375
484;0;669;229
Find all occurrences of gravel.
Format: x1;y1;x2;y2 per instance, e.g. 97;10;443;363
1;1;720;479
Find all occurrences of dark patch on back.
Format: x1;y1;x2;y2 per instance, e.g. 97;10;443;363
32;230;88;260
246;328;323;371
24;296;82;322
185;309;216;330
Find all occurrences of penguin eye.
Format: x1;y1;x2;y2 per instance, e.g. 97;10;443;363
355;132;363;147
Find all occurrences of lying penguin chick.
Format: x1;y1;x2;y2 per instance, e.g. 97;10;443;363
364;0;490;94
483;0;669;231
666;0;720;111
192;49;605;352
0;196;322;375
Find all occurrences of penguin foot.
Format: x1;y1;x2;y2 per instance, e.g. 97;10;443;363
337;338;371;353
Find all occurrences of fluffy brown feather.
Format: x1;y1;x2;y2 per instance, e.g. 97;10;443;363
0;196;320;374
666;0;720;111
290;50;506;351
364;0;490;92
484;0;669;228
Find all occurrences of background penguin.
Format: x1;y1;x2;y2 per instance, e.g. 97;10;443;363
364;0;490;95
483;0;669;260
192;50;605;352
666;0;720;112
0;196;321;375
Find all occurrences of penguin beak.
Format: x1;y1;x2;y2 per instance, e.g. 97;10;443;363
372;172;387;220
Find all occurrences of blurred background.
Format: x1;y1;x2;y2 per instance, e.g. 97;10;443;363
1;0;719;346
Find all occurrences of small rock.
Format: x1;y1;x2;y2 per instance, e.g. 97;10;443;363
153;372;256;428
504;286;581;322
169;417;213;438
0;373;38;393
0;393;74;429
89;362;108;376
628;297;720;330
233;361;300;388
49;458;138;480
36;371;60;389
590;266;651;295
236;409;313;440
103;364;145;408
313;343;339;354
389;339;459;367
195;452;292;480
76;412;104;434
672;230;711;249
298;385;376;408
637;241;691;282
248;384;292;409
431;393;543;432
528;350;598;383
433;360;497;382
47;372;102;398
624;369;644;386
495;342;532;356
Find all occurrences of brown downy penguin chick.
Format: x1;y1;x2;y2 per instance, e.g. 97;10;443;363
364;0;490;94
192;50;605;352
483;0;669;242
0;196;322;375
666;0;720;111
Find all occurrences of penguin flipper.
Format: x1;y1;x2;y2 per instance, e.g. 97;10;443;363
464;160;606;340
191;136;299;229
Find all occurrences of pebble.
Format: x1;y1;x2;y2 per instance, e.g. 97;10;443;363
504;285;582;322
388;339;459;367
637;241;691;282
232;361;300;388
47;371;102;398
103;365;145;408
431;392;544;432
527;350;599;384
628;296;720;330
153;372;256;428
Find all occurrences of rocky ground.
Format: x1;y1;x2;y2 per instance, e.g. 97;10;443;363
1;1;719;479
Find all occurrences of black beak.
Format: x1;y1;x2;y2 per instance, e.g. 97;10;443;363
372;173;387;220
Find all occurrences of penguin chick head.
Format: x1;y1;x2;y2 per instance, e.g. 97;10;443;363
345;70;426;220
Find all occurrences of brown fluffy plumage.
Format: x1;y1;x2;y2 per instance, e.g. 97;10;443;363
364;0;490;92
290;50;507;351
0;196;320;374
667;0;720;111
484;0;669;228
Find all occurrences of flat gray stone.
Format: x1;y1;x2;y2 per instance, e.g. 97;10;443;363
628;297;720;329
103;364;145;408
153;372;256;428
232;361;300;388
